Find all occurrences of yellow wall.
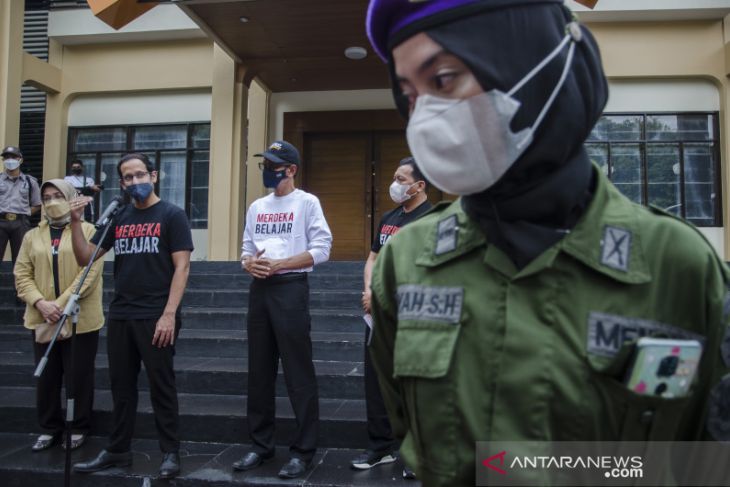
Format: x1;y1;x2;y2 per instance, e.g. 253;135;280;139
44;38;214;178
0;0;24;148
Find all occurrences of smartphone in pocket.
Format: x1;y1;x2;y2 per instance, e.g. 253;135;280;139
624;337;703;398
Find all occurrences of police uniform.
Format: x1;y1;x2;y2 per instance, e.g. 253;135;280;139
369;167;730;487
0;170;41;263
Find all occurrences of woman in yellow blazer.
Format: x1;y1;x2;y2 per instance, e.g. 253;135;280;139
14;178;104;452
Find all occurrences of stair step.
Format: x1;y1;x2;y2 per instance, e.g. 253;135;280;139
0;433;417;487
0;352;365;399
0;329;365;361
0;288;362;310
0;307;369;333
0;386;368;448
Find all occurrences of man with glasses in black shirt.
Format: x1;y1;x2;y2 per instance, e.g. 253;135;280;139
70;153;193;479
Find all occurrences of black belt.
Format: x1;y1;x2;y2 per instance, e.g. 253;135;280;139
256;272;308;283
0;212;26;221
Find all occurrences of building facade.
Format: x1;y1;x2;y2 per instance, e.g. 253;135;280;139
1;0;729;260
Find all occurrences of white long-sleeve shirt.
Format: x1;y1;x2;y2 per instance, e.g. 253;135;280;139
241;189;332;272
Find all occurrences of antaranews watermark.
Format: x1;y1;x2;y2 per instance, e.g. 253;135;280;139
476;441;730;486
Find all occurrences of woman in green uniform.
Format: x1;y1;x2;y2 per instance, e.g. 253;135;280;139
365;1;730;486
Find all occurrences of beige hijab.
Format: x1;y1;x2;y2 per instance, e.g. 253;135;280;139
40;178;77;226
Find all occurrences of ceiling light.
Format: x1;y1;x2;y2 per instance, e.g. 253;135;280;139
344;47;367;60
239;16;249;23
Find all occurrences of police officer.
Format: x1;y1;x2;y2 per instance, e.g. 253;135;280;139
353;156;430;478
234;140;332;479
365;1;730;486
0;146;41;264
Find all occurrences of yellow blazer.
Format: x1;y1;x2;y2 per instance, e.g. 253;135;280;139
14;220;104;334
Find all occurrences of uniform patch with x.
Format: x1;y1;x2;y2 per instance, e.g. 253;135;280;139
601;226;632;272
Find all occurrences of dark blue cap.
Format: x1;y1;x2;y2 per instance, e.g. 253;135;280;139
255;140;301;166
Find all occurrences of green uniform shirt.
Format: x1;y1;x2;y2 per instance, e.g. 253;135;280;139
370;167;730;487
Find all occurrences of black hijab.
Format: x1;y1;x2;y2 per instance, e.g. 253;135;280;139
389;3;609;269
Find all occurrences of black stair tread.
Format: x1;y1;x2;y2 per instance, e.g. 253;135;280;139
0;327;365;342
0;351;365;376
0;386;367;421
0;433;418;486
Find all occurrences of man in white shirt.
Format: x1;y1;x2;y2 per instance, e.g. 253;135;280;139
64;159;101;222
234;140;332;480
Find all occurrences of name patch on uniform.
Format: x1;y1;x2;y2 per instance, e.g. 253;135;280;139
587;311;705;357
435;215;458;256
601;226;631;272
396;285;463;324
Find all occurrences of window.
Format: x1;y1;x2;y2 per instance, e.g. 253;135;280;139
67;123;211;229
586;113;721;227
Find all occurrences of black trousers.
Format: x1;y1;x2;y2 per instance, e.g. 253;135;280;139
247;273;319;462
33;329;99;435
364;325;397;453
106;318;180;454
0;217;30;263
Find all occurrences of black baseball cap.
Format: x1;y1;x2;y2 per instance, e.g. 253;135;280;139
1;146;22;158
255;140;300;166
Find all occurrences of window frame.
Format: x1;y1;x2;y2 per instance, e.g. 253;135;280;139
66;121;211;229
585;111;722;227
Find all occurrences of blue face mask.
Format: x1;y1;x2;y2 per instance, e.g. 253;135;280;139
263;167;288;189
125;182;154;202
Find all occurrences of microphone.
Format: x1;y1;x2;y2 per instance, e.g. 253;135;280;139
95;196;125;229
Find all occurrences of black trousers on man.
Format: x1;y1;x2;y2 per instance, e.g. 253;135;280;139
33;329;99;435
364;325;397;453
247;273;319;462
106;318;181;454
0;216;30;263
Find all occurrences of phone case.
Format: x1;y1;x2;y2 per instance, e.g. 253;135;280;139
624;338;703;398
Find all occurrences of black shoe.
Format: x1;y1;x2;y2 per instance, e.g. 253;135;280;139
403;466;417;479
278;457;311;479
232;451;272;471
31;434;60;452
350;450;397;470
159;452;180;479
73;450;132;473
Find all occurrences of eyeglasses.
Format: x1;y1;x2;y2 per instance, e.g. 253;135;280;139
258;162;290;171
121;171;151;183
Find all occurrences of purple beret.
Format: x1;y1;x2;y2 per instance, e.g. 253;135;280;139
366;0;563;61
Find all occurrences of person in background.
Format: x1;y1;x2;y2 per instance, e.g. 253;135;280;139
64;159;101;223
353;156;430;480
0;146;41;264
365;1;730;486
14;179;103;452
234;140;332;480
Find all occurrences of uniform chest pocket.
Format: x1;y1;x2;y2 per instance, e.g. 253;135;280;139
587;351;692;442
0;182;8;196
394;321;461;477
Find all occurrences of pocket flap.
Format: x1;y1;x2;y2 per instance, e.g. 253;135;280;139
394;321;460;378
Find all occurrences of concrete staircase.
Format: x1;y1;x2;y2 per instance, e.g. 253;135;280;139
0;261;417;486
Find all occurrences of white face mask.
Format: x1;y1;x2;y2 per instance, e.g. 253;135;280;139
389;180;415;204
406;30;578;196
3;159;20;171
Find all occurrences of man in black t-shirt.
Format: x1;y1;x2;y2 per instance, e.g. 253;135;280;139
352;157;431;477
69;153;193;480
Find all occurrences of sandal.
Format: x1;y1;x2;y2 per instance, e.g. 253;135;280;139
62;434;86;451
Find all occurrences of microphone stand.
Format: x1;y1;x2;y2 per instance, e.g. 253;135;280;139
34;210;119;487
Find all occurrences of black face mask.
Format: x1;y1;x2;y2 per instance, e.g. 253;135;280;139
72;167;83;175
